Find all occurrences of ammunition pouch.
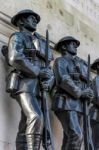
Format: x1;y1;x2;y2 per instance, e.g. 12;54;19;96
70;72;80;81
6;71;21;93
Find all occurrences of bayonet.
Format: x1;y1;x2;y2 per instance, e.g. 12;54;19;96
42;29;54;150
83;55;90;150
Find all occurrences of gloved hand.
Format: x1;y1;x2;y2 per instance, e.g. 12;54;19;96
39;67;53;80
80;87;94;100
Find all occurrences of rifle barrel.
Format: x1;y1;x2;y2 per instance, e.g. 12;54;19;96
42;29;54;150
83;54;90;150
87;54;90;87
45;29;49;67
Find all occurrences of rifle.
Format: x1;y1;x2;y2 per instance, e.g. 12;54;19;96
83;54;90;150
83;55;94;150
41;30;54;150
1;45;10;66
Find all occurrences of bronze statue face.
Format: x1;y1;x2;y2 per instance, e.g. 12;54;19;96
23;15;38;32
65;41;77;55
96;64;99;72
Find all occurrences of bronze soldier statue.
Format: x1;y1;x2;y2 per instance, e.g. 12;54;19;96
52;36;94;150
90;59;99;150
5;9;54;150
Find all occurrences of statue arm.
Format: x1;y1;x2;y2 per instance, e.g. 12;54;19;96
91;79;99;108
80;60;92;83
47;74;55;91
54;58;81;99
8;34;40;77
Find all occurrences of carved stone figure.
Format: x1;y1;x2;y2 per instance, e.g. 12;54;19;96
90;59;99;150
5;9;54;150
52;36;93;150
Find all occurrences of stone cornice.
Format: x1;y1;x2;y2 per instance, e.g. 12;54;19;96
0;11;16;38
62;1;99;37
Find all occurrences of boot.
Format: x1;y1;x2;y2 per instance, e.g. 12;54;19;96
16;134;27;150
27;134;42;150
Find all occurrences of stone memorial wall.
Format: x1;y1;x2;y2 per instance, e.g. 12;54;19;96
0;0;99;149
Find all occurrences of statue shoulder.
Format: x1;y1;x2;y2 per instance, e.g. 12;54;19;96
9;32;24;43
94;76;99;82
34;32;46;44
54;56;69;65
34;32;44;40
78;56;87;66
34;32;41;38
11;31;23;37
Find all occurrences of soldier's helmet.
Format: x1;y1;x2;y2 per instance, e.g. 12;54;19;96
11;9;40;27
91;58;99;70
54;36;80;51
